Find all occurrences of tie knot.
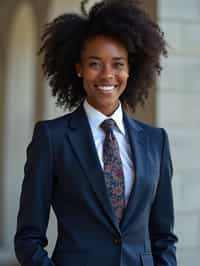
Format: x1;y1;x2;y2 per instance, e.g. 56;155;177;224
101;119;116;133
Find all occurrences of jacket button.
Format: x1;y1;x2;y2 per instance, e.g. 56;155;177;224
113;238;121;245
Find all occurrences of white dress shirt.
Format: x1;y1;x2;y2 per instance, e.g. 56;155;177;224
83;100;134;206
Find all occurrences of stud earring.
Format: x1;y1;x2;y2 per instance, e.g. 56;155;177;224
77;73;82;77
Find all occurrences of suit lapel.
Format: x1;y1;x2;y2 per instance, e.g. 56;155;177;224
65;106;120;233
120;113;149;230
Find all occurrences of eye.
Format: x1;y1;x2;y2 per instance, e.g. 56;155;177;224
88;61;102;69
113;62;126;69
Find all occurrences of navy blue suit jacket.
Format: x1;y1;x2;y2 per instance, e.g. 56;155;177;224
14;106;177;266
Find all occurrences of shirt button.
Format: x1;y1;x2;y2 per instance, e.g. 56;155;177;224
113;238;121;245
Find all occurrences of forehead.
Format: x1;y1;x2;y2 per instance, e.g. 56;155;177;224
81;35;128;59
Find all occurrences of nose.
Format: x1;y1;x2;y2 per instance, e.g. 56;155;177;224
100;64;115;80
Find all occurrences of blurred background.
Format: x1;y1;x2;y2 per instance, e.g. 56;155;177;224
0;0;199;265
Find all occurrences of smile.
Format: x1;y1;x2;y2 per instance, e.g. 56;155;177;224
96;85;117;93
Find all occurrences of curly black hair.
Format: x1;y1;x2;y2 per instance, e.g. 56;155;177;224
39;0;167;112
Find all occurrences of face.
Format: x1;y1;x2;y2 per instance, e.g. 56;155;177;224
76;35;129;115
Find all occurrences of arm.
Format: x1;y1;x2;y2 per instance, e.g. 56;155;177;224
149;129;178;266
14;122;55;266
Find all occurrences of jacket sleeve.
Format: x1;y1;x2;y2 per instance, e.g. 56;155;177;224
14;122;55;266
149;129;178;266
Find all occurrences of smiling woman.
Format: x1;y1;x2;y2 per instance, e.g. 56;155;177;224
14;1;178;266
75;35;129;115
38;0;167;113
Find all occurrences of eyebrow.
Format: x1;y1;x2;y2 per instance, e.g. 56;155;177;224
87;56;127;61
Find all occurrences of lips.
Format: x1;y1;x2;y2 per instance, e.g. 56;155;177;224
95;85;117;93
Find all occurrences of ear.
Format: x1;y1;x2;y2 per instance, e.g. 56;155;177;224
75;63;82;77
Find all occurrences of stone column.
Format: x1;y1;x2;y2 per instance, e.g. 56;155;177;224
157;0;200;265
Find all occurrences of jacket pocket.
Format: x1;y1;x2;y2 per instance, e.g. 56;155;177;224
140;254;154;266
52;251;87;266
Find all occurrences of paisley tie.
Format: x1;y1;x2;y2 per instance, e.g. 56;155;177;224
101;119;125;224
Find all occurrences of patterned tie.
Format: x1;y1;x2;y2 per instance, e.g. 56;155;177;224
101;119;125;224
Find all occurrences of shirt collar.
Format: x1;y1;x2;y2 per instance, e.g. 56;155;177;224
83;99;125;135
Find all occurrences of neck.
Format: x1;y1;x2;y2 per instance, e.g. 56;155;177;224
86;100;120;116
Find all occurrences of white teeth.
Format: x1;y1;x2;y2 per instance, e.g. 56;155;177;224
97;86;115;91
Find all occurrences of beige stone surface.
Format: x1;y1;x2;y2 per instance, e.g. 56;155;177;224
177;248;200;266
158;56;200;92
175;213;200;248
160;20;200;56
159;0;200;21
158;1;200;264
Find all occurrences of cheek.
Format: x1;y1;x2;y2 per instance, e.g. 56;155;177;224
82;77;95;95
82;71;99;89
119;72;129;85
121;69;129;78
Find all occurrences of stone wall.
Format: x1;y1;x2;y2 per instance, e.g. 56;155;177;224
157;0;200;265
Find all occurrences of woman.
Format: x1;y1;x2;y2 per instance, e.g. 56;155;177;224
14;1;178;266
